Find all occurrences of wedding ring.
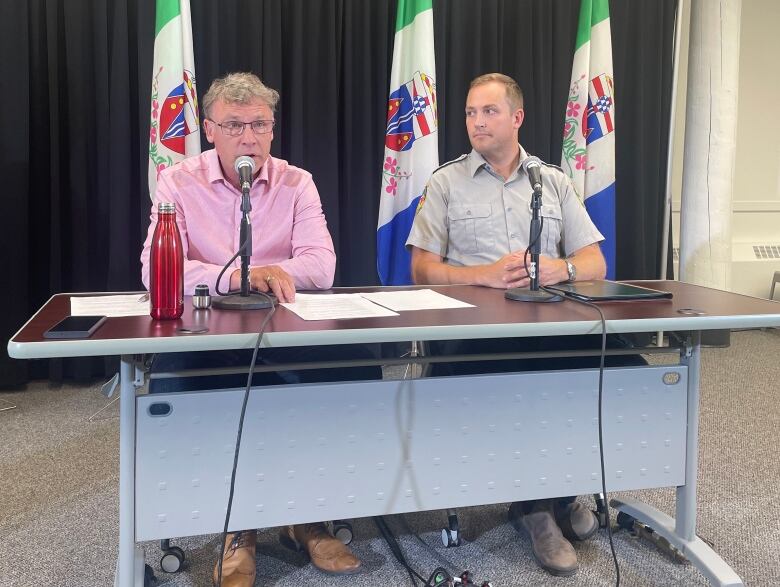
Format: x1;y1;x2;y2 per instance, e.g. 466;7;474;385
265;274;275;284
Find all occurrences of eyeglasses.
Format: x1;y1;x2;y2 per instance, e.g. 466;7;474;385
210;119;275;136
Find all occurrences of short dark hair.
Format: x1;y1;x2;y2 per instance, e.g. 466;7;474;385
469;73;524;110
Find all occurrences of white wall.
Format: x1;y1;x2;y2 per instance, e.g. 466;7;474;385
671;0;780;297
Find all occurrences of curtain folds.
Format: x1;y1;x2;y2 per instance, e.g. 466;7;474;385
0;0;676;387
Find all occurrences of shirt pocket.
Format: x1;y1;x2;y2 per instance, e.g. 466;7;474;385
540;203;564;257
448;204;494;255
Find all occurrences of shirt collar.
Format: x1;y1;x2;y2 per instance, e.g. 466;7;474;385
468;144;529;178
205;149;273;188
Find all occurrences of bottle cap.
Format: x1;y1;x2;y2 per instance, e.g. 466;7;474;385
158;202;176;213
193;284;211;309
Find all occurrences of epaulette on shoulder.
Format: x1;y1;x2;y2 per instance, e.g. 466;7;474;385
540;160;566;175
430;153;469;177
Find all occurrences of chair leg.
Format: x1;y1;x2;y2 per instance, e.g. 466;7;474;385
593;493;608;528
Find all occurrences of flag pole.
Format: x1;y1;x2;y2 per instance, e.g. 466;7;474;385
657;0;685;347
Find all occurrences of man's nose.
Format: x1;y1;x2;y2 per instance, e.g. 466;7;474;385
239;125;258;141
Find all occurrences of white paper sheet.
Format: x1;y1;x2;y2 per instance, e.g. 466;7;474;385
281;293;399;321
70;294;151;317
360;289;474;311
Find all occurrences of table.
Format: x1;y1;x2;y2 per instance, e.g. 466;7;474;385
9;281;780;587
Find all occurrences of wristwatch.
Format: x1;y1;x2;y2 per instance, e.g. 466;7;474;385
565;259;577;282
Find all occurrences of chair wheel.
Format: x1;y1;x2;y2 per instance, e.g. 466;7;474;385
144;563;156;586
441;511;461;547
160;546;185;573
332;521;354;545
441;527;460;547
616;511;636;531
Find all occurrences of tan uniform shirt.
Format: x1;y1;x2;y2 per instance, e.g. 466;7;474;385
406;148;604;266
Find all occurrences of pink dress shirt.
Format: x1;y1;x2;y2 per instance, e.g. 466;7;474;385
141;150;336;295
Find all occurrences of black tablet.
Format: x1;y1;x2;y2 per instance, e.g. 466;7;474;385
544;280;673;301
43;315;108;339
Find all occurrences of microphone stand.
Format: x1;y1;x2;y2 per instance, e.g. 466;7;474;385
505;186;563;303
213;182;276;310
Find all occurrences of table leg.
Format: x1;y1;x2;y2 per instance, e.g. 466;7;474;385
115;355;138;587
612;332;743;586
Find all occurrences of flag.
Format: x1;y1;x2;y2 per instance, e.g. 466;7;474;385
148;0;200;199
561;0;616;279
376;0;439;285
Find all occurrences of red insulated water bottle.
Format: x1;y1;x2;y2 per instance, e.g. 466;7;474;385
149;202;184;320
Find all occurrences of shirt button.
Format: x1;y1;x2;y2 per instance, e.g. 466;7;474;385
466;210;472;216
506;207;512;212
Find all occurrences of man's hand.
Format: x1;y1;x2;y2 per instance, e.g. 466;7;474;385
230;265;296;302
500;253;567;289
478;252;529;288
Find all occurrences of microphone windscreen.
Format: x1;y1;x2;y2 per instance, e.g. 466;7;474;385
234;155;256;175
522;156;543;191
522;155;542;172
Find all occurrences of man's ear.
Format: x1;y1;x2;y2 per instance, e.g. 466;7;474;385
514;108;525;130
203;118;215;144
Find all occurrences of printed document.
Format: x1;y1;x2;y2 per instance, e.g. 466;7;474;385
71;294;151;317
360;289;474;311
281;293;399;321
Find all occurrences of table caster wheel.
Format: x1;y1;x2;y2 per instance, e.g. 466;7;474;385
332;520;354;545
160;545;185;573
441;512;461;547
144;563;156;586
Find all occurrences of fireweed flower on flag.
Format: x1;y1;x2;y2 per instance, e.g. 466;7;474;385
561;0;616;278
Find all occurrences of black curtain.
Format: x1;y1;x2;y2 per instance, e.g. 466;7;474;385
0;0;677;388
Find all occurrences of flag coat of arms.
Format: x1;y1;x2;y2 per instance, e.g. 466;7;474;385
148;0;200;199
561;0;616;278
376;0;439;286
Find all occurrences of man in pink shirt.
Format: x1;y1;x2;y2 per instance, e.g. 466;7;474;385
141;73;369;586
141;78;334;300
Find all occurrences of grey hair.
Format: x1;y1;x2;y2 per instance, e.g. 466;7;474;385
202;72;280;118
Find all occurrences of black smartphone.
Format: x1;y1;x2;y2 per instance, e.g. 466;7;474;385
43;315;108;339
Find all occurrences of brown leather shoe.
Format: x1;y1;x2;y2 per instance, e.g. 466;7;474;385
213;530;257;587
554;499;599;541
281;523;362;575
509;500;578;577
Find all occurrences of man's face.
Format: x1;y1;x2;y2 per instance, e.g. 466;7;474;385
203;98;274;186
465;82;524;158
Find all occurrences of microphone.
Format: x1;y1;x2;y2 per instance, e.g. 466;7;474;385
522;156;543;192
234;156;255;192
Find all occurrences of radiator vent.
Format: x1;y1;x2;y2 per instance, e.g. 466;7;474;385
753;245;780;259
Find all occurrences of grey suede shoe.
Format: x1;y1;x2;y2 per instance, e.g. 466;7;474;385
554;499;599;541
509;501;578;577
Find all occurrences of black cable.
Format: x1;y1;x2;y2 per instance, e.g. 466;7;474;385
215;294;276;587
397;514;460;577
214;248;243;296
213;234;268;298
373;516;427;586
522;215;544;286
542;290;621;587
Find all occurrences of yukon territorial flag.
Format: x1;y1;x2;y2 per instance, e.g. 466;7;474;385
148;0;200;199
561;0;616;279
376;0;439;285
